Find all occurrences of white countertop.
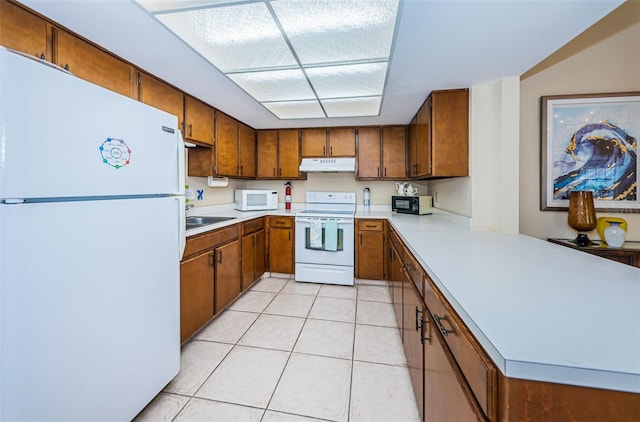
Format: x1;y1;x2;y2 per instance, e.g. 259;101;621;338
186;204;640;393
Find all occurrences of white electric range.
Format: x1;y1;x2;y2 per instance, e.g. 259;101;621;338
295;192;356;286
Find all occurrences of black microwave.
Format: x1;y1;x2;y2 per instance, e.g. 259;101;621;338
392;195;432;215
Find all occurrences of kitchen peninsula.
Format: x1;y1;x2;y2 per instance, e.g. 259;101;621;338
186;204;640;421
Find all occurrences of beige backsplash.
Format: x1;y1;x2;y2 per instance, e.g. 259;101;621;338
186;172;409;208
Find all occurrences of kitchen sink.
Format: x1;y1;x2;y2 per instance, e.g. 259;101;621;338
186;216;236;229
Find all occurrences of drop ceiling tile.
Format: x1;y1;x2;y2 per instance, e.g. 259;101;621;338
271;0;399;65
263;100;326;119
228;69;315;102
322;97;381;118
156;2;297;72
306;62;387;99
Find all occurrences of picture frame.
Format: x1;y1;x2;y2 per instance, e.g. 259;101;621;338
540;92;640;212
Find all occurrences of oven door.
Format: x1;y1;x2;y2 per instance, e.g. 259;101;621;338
295;217;354;266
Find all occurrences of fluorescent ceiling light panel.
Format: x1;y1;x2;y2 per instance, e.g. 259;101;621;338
156;3;297;72
263;100;326;119
306;63;388;99
322;97;382;118
271;0;399;65
228;69;315;102
137;0;399;119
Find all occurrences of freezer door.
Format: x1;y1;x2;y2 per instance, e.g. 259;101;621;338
0;197;180;421
0;47;180;199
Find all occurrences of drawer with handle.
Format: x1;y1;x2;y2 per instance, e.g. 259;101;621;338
242;217;265;236
357;219;384;231
423;272;498;421
268;216;294;229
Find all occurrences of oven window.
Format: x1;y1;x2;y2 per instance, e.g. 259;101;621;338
304;227;344;251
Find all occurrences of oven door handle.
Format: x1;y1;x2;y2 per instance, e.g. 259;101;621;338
295;217;354;224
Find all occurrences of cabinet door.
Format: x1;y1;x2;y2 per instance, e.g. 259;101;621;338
403;279;424;419
356;229;384;280
138;72;184;130
0;0;49;60
239;123;256;178
390;244;403;329
301;128;328;157
269;228;294;274
184;95;214;146
356;127;381;179
328;127;356;157
55;29;134;98
408;116;418;177
255;229;266;279
257;130;278;178
241;234;256;291
431;89;469;177
423;313;481;422
278;129;301;179
382;126;407;179
415;100;431;177
215;240;241;313
215;111;239;176
180;251;214;343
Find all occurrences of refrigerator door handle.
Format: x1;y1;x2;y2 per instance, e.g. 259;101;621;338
177;131;187;260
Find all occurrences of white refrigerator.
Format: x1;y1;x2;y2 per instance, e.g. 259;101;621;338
0;46;185;421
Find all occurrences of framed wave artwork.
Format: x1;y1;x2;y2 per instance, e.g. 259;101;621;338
540;92;640;212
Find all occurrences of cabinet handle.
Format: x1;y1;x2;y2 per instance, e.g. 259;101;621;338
330;146;333;156
359;234;363;245
365;224;376;228
323;146;326;155
273;168;276;177
188;123;193;137
218;251;223;264
39;53;45;60
279;168;282;177
415;306;421;331
240;165;243;175
384;167;387;177
433;313;450;336
420;316;428;344
288;232;291;241
377;167;380;177
64;64;69;71
210;253;215;267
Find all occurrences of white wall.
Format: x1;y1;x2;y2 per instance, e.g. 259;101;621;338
519;2;640;241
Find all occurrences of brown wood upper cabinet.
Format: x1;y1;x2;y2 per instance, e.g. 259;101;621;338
0;0;50;61
357;126;407;180
54;28;135;98
137;72;184;132
184;95;214;146
301;127;355;157
256;129;305;180
215;111;239;176
216;112;256;178
409;88;469;179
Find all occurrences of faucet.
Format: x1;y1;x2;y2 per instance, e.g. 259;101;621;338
185;202;194;211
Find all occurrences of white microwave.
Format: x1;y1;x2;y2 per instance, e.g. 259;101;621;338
234;189;279;211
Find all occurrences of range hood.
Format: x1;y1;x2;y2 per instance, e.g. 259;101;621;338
299;157;356;173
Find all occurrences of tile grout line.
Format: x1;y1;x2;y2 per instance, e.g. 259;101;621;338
259;279;322;422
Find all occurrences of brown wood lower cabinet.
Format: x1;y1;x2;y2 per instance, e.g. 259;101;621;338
214;240;241;313
355;219;385;280
180;224;240;343
241;218;266;291
267;216;294;274
180;250;214;344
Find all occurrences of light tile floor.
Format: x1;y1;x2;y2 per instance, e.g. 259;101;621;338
134;275;420;422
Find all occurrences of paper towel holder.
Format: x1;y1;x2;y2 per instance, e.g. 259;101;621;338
207;176;229;187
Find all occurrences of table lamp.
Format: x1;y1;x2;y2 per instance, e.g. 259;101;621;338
568;190;597;246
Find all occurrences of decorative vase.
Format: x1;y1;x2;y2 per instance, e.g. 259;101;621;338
596;217;628;241
603;222;625;247
567;191;597;246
